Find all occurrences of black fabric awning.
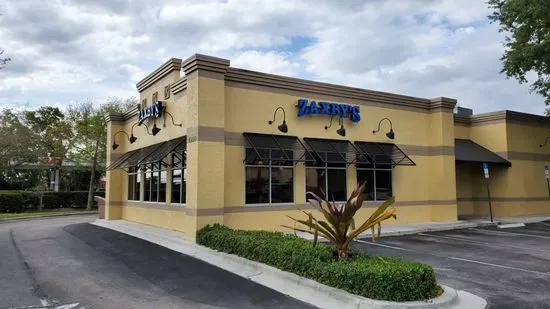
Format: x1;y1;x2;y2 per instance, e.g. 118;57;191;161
303;138;369;165
354;142;416;167
455;139;511;167
243;132;314;164
106;150;139;171
138;137;186;167
106;137;187;171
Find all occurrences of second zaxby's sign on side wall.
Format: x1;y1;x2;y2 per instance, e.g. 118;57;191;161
296;99;361;122
138;101;163;123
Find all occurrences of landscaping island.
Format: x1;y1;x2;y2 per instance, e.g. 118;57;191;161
197;224;440;302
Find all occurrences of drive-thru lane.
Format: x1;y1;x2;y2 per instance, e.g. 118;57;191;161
0;215;316;309
353;223;550;309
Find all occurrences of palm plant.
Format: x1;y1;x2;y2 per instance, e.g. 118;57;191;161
283;182;396;260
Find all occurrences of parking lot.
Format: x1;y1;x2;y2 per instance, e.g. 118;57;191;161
353;221;550;309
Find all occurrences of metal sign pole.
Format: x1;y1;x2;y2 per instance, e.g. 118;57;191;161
483;163;493;223
486;179;494;223
547;178;550;198
545;166;550;198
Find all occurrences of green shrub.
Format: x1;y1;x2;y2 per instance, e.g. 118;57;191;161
0;192;24;213
197;224;439;302
0;190;103;212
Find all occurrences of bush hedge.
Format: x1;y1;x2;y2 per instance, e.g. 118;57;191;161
0;191;105;213
197;224;439;302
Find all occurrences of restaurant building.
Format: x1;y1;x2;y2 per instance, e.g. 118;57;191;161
104;54;550;241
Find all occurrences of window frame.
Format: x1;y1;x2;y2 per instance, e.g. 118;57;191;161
170;151;186;205
305;153;348;202
244;147;295;206
143;162;168;203
127;165;141;201
356;162;393;201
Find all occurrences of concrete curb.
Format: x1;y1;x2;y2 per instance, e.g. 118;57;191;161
371;222;497;238
0;211;98;224
91;220;487;309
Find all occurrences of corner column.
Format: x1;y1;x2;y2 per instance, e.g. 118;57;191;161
182;54;230;241
104;117;124;220
427;97;458;221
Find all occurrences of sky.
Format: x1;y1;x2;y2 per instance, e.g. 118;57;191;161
0;0;547;115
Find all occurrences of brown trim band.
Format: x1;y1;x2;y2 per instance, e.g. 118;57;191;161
137;58;182;92
187;126;225;143
226;81;449;114
224;200;457;213
225;68;456;113
457;197;549;202
454;110;550;128
185;207;225;216
171;76;188;94
398;145;455;156
110;200;187;212
496;151;550;161
224;130;456;157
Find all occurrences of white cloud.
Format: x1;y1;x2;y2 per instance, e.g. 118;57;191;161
0;0;546;115
232;51;300;76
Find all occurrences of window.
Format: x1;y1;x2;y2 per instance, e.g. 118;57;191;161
127;166;141;201
245;148;294;204
144;162;167;202
356;161;392;201
171;151;186;204
305;152;347;201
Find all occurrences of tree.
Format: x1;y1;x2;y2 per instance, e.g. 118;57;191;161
0;109;42;170
0;49;9;70
488;0;550;105
24;107;73;157
0;13;11;70
67;97;136;210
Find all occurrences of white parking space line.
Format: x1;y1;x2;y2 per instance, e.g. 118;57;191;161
471;228;550;239
354;239;413;252
448;257;550;276
355;238;550;277
417;233;550;253
9;304;84;309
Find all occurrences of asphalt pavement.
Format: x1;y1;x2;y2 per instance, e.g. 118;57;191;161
0;215;316;309
352;222;550;309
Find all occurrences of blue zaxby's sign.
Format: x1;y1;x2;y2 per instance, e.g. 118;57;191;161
138;101;163;123
296;99;361;123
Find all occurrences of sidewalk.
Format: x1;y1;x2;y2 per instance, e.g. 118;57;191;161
296;219;496;241
295;215;550;240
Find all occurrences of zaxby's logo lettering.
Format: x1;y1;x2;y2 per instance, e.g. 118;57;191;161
138;101;163;123
296;99;361;123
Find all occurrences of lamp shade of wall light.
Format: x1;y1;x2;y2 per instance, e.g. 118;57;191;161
111;130;131;150
325;115;346;137
152;123;161;136
268;106;288;133
373;118;395;140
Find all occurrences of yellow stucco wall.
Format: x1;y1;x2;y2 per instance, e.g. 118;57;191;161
221;85;458;230
105;55;550;241
224;204;457;232
120;205;186;232
454;121;550;217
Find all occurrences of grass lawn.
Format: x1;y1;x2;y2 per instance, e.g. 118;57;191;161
0;209;96;220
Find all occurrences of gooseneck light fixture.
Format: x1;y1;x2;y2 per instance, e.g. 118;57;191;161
540;137;550;148
268;106;288;133
139;123;154;136
152;119;161;136
112;130;132;150
325;115;346;137
163;110;183;128
373;117;395;140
